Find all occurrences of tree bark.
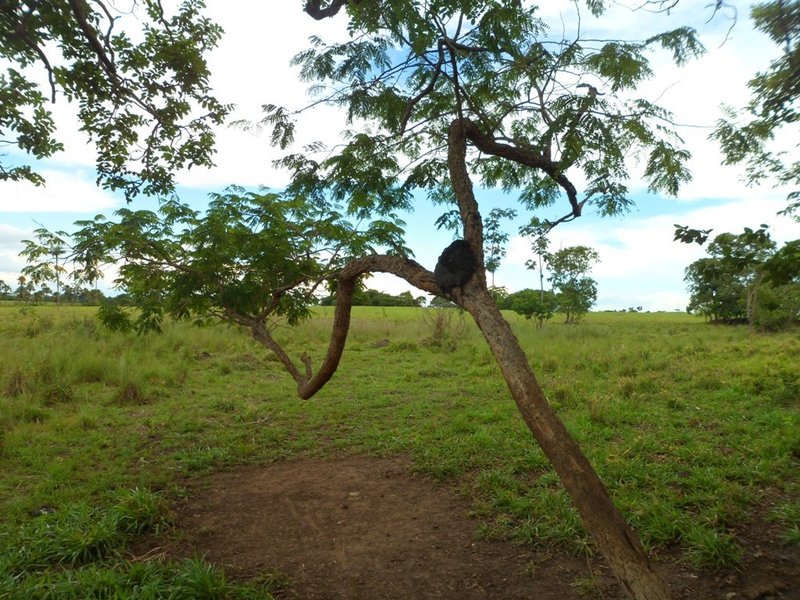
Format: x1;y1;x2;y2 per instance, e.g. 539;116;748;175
446;118;672;599
460;288;671;599
254;116;673;598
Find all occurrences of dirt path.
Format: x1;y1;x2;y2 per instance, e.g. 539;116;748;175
153;455;799;599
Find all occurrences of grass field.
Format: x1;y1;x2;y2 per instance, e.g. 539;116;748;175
1;304;798;597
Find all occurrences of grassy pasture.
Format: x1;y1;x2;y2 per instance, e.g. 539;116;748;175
0;304;798;597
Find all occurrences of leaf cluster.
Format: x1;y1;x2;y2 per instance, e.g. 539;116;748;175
712;1;800;218
273;0;703;225
64;187;407;332
1;0;230;199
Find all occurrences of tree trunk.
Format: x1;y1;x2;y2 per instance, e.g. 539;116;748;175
262;249;672;598
461;287;671;599
746;272;762;328
445;118;671;599
261;115;673;598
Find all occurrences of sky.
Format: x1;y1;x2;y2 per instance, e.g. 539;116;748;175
1;1;798;311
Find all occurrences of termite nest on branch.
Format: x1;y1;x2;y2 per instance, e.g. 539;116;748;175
434;239;475;294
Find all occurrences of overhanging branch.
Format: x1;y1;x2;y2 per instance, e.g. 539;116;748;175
460;118;581;217
304;0;360;20
242;254;439;400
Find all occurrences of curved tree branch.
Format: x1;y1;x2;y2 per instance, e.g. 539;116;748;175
295;254;438;398
244;254;439;400
304;0;360;20
458;117;582;217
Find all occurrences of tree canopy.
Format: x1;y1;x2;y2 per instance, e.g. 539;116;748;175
1;0;229;199
685;226;799;329
501;287;558;327
8;2;716;597
546;245;600;323
273;1;699;239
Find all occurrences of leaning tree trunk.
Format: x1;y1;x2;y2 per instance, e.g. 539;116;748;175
446;118;672;599
258;250;672;598
252;115;673;598
460;288;671;599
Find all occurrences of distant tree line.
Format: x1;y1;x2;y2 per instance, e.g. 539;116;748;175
319;288;427;307
0;277;109;305
685;227;799;330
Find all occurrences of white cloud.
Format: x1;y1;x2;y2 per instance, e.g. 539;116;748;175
174;5;353;190
0;224;31;282
0;170;121;213
500;196;799;312
0;223;31;246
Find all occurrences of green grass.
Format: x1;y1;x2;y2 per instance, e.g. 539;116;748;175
0;487;278;599
0;304;798;590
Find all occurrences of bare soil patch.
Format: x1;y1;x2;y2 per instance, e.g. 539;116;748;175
150;455;799;599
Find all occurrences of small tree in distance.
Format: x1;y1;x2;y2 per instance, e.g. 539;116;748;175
547;245;601;323
20;228;69;304
483;208;518;287
504;288;558;328
14;276;33;303
524;231;551;303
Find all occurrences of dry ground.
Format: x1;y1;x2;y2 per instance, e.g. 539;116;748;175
143;456;799;599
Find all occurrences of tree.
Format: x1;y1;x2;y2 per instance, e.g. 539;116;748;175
79;288;106;306
483;208;517;287
506;288;557;328
60;284;76;304
6;2;708;597
524;230;551;302
712;226;773;326
685;226;798;328
547;245;600;323
764;238;800;286
429;296;457;308
70;187;405;337
14;275;33;302
0;279;12;300
20;227;69;303
1;0;229;199
32;282;53;304
711;1;800;219
685;254;746;324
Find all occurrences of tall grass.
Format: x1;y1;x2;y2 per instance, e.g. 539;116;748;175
0;304;797;578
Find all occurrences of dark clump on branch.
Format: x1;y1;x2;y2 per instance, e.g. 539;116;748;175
434;240;475;293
